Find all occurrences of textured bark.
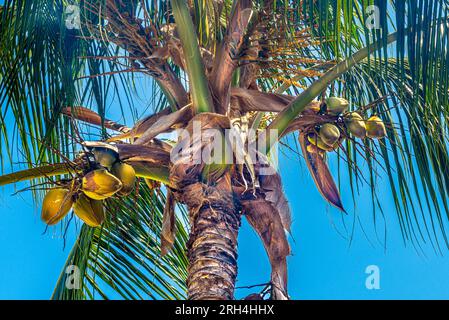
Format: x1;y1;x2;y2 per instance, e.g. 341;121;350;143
169;113;241;300
184;176;240;300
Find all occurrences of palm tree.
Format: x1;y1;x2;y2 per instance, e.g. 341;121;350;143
0;0;448;300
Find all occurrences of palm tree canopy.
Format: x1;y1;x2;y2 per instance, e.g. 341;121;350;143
0;0;448;299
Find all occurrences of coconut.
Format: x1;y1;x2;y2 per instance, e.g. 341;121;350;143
306;143;325;157
307;133;335;152
111;162;136;196
91;148;119;169
41;188;73;225
82;169;123;200
366;115;386;138
73;194;105;227
319;123;340;147
82;141;119;168
326;97;349;115
345;112;366;138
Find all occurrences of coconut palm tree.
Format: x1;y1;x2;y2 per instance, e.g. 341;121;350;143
0;0;448;300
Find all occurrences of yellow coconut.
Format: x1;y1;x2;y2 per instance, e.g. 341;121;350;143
307;133;335;152
73;193;105;227
345;112;366;138
306;143;326;157
41;188;73;225
326;97;349;114
366;115;387;138
82;169;123;200
111;162;136;196
319;123;340;147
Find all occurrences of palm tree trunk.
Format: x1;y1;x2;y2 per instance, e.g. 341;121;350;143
170;113;240;300
170;160;240;299
173;173;240;300
186;176;240;300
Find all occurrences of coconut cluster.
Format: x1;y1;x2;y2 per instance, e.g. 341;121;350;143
306;97;387;154
41;146;136;227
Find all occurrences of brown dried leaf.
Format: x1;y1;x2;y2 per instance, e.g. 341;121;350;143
107;108;172;142
231;88;294;112
134;104;193;145
230;88;321;114
259;169;292;233
62;106;129;133
116;144;170;167
148;46;170;60
241;197;290;300
161;190;177;256
299;133;345;212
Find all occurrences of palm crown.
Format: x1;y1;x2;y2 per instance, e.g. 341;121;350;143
0;0;448;300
